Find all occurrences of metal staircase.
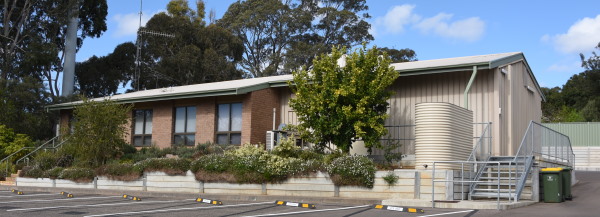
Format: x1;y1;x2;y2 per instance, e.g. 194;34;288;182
469;156;534;201
0;136;68;176
467;121;573;202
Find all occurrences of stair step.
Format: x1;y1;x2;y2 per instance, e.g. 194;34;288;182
470;192;519;199
473;188;516;193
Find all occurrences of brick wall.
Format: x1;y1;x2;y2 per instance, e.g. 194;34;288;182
197;97;216;144
148;101;174;148
242;88;281;144
58;87;282;148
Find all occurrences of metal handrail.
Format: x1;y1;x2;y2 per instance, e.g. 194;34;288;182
16;136;67;165
432;160;511;210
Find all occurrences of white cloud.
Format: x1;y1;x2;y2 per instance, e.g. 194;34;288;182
545;15;600;53
547;61;581;73
372;4;485;42
414;13;485;42
112;11;155;37
376;4;421;34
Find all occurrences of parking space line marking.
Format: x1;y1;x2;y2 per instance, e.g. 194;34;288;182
0;193;56;198
7;199;195;212
0;196;121;204
83;201;273;217
418;210;474;217
241;205;371;217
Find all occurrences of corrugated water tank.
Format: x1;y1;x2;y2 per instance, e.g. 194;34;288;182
415;102;473;170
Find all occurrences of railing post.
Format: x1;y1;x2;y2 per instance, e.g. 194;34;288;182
432;162;436;208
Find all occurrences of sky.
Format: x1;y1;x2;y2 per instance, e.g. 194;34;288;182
77;0;600;89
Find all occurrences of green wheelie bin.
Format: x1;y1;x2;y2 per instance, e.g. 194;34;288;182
540;168;564;203
561;167;573;200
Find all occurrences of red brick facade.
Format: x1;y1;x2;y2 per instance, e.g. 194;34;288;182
59;88;282;148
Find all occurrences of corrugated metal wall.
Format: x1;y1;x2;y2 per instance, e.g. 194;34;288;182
383;69;495;155
543;122;600;147
278;60;543;157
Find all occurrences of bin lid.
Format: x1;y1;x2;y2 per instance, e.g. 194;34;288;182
541;168;563;172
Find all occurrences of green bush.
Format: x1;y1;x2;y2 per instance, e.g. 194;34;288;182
136;158;190;176
383;171;399;186
323;150;346;165
195;142;231;156
191;154;232;173
122;146;165;163
59;167;95;183
225;145;322;183
272;137;300;158
327;155;376;188
22;166;45;178
190;154;235;182
32;151;59;171
96;163;142;181
45;167;64;179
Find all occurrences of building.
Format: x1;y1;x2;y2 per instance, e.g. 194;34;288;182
48;52;544;165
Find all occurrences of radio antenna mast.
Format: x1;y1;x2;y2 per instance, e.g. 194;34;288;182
133;0;175;91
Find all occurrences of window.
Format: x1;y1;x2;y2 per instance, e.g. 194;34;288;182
173;106;196;146
133;109;153;147
216;103;242;145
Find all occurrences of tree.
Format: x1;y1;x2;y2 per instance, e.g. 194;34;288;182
1;0;108;99
76;42;136;98
541;42;600;122
379;47;417;62
135;0;243;89
0;125;34;162
289;45;398;153
220;0;373;78
62;98;132;167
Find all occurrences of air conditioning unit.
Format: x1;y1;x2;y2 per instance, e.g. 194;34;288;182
266;131;276;150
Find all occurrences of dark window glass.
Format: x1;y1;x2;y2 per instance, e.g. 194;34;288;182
216;103;242;145
173;106;196;146
133;109;153;147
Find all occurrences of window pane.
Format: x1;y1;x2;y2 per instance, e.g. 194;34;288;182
134;111;144;135
143;136;152;146
218;104;230;131
185;134;195;146
216;134;228;145
186;107;196;133
174;107;185;133
231;103;242;131
145;110;153;134
133;136;142;146
173;135;184;146
230;133;241;145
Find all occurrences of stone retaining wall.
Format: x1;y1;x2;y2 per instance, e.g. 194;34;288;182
16;170;451;200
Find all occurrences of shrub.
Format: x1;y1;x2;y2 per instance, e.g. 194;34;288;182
96;163;143;181
45;167;64;179
22;167;45;178
191;154;235;182
383;171;399;186
191;154;232;173
62;98;132;167
122;146;165;163
327;155;376;188
195;142;231;156
136;158;190;176
272;137;300;158
32;151;59;171
323;150;345;165
60;167;95;183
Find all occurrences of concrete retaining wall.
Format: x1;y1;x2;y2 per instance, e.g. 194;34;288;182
16;169;451;199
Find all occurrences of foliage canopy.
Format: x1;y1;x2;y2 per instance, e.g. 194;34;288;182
289;45;398;153
62;98;131;167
